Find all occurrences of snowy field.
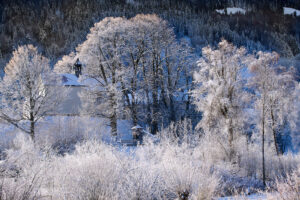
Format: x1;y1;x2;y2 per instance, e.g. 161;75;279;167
0;116;135;150
284;7;300;16
219;194;266;200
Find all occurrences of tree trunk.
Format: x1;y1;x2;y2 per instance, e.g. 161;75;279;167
145;91;152;131
110;67;118;137
132;102;138;126
169;95;176;122
30;119;35;141
110;113;117;136
151;54;159;135
228;118;234;162
109;93;117;136
185;93;190;115
151;92;159;134
131;62;138;126
262;99;266;188
121;81;138;127
29;91;35;141
271;108;281;156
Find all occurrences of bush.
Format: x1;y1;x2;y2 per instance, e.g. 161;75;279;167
1;123;300;199
0;134;221;200
266;167;300;200
0;134;52;200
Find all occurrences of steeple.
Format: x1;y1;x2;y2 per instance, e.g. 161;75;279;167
74;58;82;78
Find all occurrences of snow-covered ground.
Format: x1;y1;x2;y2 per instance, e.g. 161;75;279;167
0;116;297;199
216;7;246;15
284;7;300;16
60;73;83;86
0;116;135;152
218;194;266;200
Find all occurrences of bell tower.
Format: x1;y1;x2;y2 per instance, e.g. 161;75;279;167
74;58;82;78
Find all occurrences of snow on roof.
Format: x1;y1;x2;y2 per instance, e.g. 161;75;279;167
216;7;246;15
61;73;84;86
131;125;143;130
284;7;300;16
78;75;99;86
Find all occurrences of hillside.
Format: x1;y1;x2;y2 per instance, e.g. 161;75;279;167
0;0;299;73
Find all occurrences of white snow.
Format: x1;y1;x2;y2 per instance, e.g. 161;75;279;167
216;7;246;15
0;117;136;149
218;194;266;200
78;75;102;87
131;125;143;130
61;73;83;86
284;7;300;16
216;9;226;14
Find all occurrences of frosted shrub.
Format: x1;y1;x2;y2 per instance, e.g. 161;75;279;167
193;132;300;194
158;119;198;146
6;129;300;199
48;141;123;199
35;116;108;154
118;159;166;200
238;141;300;182
0;175;42;200
136;137;220;199
39;136;220;200
266;167;300;200
0;133;52;200
36;116;85;152
160;147;219;200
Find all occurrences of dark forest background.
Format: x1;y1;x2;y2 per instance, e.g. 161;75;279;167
0;0;300;75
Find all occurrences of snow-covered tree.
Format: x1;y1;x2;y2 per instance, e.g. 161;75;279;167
77;15;195;135
248;51;298;186
0;45;64;140
159;37;195;123
77;17;129;136
136;14;174;134
291;83;300;150
119;15;194;131
192;39;250;162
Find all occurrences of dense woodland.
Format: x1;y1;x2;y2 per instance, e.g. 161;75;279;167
0;0;300;70
0;1;300;199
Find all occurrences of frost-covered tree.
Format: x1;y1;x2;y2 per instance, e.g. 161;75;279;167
248;51;298;186
77;17;129;136
0;45;64;140
136;15;174;134
159;37;195;123
291;83;300;150
76;15;195;135
115;16;146;127
119;14;195;132
192;40;249;162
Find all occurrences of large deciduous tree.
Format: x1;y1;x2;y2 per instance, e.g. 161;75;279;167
248;51;298;186
125;14;195;134
77;14;194;136
0;45;64;141
192;40;249;162
77;17;128;136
